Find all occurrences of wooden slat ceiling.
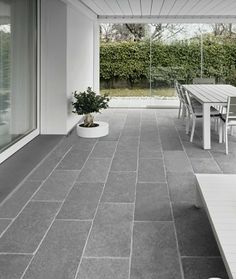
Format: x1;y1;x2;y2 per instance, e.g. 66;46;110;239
79;0;236;18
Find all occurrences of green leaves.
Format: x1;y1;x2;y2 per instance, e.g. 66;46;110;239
100;39;236;86
72;87;110;115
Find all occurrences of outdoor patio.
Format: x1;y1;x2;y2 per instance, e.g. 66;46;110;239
0;108;235;279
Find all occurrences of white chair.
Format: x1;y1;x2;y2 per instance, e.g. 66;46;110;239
175;81;184;119
219;96;236;154
181;87;221;142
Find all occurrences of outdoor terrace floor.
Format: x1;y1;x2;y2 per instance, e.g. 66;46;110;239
1;108;235;279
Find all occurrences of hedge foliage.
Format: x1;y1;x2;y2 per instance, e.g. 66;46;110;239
100;39;236;88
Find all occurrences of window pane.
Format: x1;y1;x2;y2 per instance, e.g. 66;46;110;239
0;0;37;153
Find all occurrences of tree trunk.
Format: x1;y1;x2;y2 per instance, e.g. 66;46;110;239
84;113;94;127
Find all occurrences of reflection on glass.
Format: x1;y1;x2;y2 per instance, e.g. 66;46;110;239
0;0;37;153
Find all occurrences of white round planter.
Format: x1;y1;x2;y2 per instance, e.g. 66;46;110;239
77;121;109;138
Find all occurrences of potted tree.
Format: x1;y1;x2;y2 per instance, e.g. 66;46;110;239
72;87;110;138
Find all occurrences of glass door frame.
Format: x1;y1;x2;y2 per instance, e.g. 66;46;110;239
0;0;40;164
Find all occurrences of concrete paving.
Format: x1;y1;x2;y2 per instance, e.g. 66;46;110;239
0;108;233;279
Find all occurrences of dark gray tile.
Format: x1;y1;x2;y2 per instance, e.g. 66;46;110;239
0;180;42;218
138;158;165;182
77;258;129;279
57;147;91;170
111;153;137;171
57;183;104;220
102;172;136;203
182;257;229;279
134;183;172;221
78;158;111;183
116;136;139;153
159;127;183;151
23;220;91;279
0;254;32;279
0;201;60;253
28;143;71;180
211;153;236;174
85;203;133;257
164;151;192;173
90;141;117;158
32;170;78;201
139;140;162;158
131;222;182;279
167;172;197;203
190;158;221;173
122;128;140;137
173;202;220;257
0;219;11;235
183;142;211;158
140;131;159;142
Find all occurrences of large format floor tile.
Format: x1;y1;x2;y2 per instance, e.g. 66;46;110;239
84;203;134;257
134;183;172;221
0;201;60;253
130;222;182;279
164;151;192;173
101;171;136;203
78;158;111;183
1;108;234;278
0;219;11;235
172;202;220;257
57;183;104;220
138;158;165;182
111;153;137;171
0;180;42;218
182;257;229;279
23;220;91;279
32;170;78;201
77;258;129;279
167;172;197;203
0;254;33;279
90;141;117;158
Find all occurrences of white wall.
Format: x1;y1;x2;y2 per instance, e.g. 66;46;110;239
66;4;94;133
41;0;67;134
41;0;97;134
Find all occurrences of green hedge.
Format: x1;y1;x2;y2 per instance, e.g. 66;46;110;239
100;39;236;88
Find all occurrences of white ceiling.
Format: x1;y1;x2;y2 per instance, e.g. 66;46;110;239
79;0;236;20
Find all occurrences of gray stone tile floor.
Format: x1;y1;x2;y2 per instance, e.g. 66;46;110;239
0;108;234;278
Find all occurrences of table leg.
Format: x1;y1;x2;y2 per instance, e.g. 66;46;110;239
203;103;211;149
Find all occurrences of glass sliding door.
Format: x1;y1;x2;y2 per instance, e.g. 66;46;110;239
0;0;37;153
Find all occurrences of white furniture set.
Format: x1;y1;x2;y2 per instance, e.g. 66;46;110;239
176;83;236;153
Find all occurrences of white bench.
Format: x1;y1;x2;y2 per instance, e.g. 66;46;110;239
196;174;236;279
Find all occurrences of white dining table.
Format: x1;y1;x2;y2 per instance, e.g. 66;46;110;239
183;84;236;149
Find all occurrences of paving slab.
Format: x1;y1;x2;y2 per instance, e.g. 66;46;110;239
77;258;129;279
0;201;60;253
57;183;104;220
23;220;91;279
84;203;133;257
32;170;78;201
102;171;136;203
0;180;42;218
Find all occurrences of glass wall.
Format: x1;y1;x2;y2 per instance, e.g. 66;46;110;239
0;0;37;153
100;23;236;98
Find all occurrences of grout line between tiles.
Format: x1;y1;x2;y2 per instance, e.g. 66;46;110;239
18;146;82;279
0;137;67;208
128;109;141;279
73;113;127;279
0;146;74;239
83;256;130;260
156;112;185;279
